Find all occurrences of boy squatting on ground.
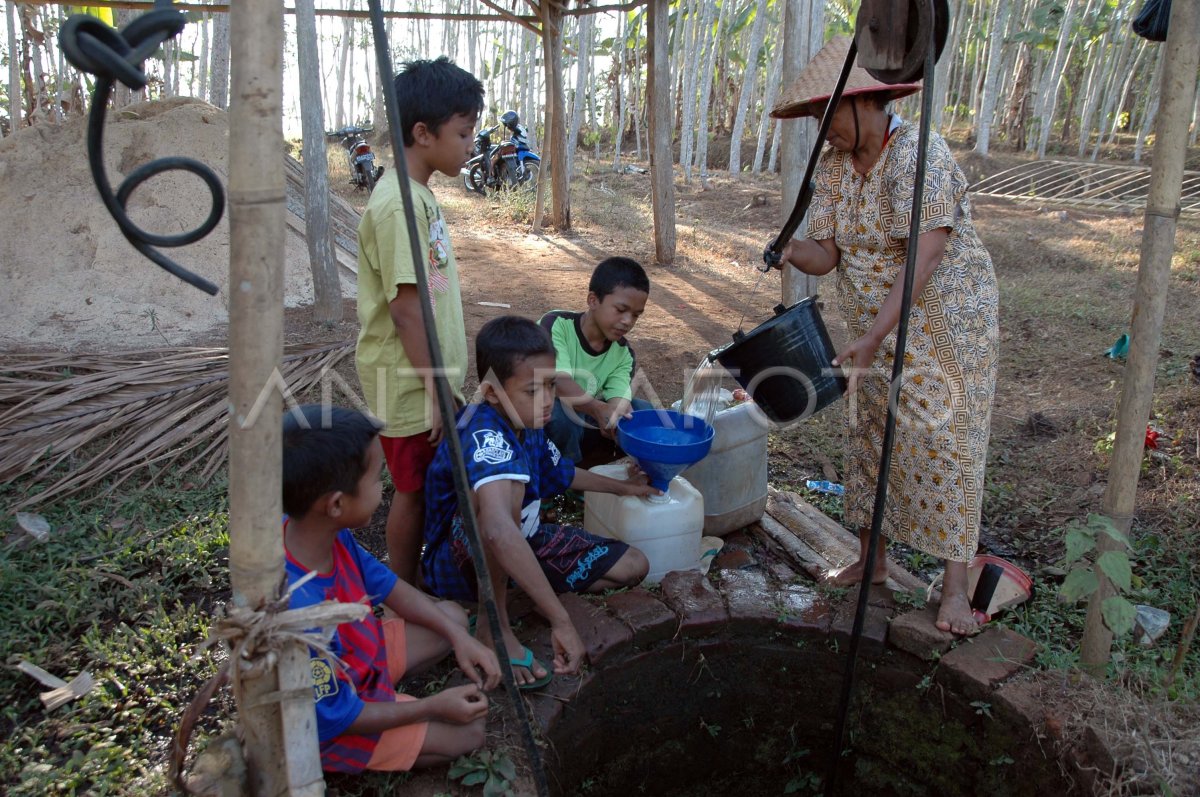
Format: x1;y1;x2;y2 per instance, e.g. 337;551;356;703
282;405;502;773
355;57;483;586
421;316;658;688
540;257;652;464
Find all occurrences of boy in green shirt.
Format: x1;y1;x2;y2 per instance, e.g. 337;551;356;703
539;257;652;464
356;57;483;583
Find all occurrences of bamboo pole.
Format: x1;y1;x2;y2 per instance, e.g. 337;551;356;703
228;0;325;793
1081;0;1200;676
646;0;675;264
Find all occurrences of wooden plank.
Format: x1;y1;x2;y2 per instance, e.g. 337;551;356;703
765;487;929;593
751;516;828;581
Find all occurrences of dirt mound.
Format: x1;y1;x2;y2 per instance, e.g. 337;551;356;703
0;97;351;350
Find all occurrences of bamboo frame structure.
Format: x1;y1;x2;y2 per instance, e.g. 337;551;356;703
972;159;1200;217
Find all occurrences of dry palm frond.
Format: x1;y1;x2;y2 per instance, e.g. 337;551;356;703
0;342;353;511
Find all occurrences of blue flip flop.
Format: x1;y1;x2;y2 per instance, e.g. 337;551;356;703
509;646;553;691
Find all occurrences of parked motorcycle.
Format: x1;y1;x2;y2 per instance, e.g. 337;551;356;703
462;110;541;195
327;125;384;191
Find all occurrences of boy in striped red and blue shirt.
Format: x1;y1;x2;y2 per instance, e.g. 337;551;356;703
282;405;500;773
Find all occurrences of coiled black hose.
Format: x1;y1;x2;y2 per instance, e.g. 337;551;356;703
59;2;224;296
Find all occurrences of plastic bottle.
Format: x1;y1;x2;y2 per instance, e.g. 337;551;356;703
678;401;769;535
582;463;705;584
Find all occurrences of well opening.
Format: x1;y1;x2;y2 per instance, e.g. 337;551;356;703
546;622;1071;797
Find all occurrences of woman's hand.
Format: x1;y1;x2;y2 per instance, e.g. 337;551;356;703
775;238;840;276
833;334;882;395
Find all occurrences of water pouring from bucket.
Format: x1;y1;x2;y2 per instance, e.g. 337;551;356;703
616;409;715;499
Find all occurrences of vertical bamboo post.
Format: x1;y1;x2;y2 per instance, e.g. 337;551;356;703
647;0;676;265
229;1;326;793
1080;0;1200;675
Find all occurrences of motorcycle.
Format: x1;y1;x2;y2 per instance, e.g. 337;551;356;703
462;122;541;194
327;124;384;191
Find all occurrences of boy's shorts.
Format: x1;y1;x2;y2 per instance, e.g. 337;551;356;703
364;618;428;772
425;520;631;601
380;433;437;493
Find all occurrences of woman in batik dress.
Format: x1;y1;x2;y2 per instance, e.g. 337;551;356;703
771;37;999;635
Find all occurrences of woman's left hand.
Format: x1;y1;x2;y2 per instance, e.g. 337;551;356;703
833;334;882;395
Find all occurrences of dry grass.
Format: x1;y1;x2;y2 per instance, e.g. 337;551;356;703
0;343;352;510
1025;671;1200;796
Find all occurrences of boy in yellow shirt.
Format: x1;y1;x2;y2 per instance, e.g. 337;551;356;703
356;57;483;583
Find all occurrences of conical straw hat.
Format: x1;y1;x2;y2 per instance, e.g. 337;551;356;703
771;35;921;119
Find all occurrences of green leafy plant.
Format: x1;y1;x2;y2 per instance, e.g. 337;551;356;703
1059;514;1138;637
448;750;518;797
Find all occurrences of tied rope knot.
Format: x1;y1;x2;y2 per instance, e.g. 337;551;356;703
58;2;226;295
170;572;370;793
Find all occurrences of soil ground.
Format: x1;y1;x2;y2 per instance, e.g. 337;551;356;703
315;142;1200;584
308;143;1199;795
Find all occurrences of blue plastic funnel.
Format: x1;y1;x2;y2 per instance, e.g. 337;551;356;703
617;409;715;493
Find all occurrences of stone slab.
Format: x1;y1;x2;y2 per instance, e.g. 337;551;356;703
604;588;678;647
888;605;956;660
659;570;728;637
938;626;1037;700
773;582;833;635
711;545;756;572
720;570;778;624
831;598;889;657
557;593;633;665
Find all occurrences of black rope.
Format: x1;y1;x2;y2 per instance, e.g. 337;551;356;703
762;38;859;271
823;13;940;797
364;5;550;795
59;1;224;296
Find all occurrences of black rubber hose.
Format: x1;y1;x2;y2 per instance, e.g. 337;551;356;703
59;3;224;296
365;4;550;795
823;14;940;797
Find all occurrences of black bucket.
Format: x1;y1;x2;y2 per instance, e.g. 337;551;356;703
712;298;846;424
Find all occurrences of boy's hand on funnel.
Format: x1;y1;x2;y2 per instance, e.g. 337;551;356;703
620;464;662;498
550;620;586;675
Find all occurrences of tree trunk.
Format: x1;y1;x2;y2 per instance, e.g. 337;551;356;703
228;0;325;793
780;0;821;304
613;14;628;169
210;11;230;109
1081;0;1199;676
678;0;702;180
753;42;783;174
567;13;590;179
1091;25;1135;160
648;0;676;264
1035;0;1078;158
1076;22;1113;158
975;0;1010;155
296;0;342;324
1133;48;1164;164
934;0;964;132
694;0;727;187
540;0;569;230
729;0;769;175
6;0;22;132
198;13;210;102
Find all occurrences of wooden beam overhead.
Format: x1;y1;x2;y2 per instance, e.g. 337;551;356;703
476;0;543;36
11;0;539;24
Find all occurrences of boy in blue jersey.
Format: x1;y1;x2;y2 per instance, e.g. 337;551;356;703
422;316;656;688
282;405;500;774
